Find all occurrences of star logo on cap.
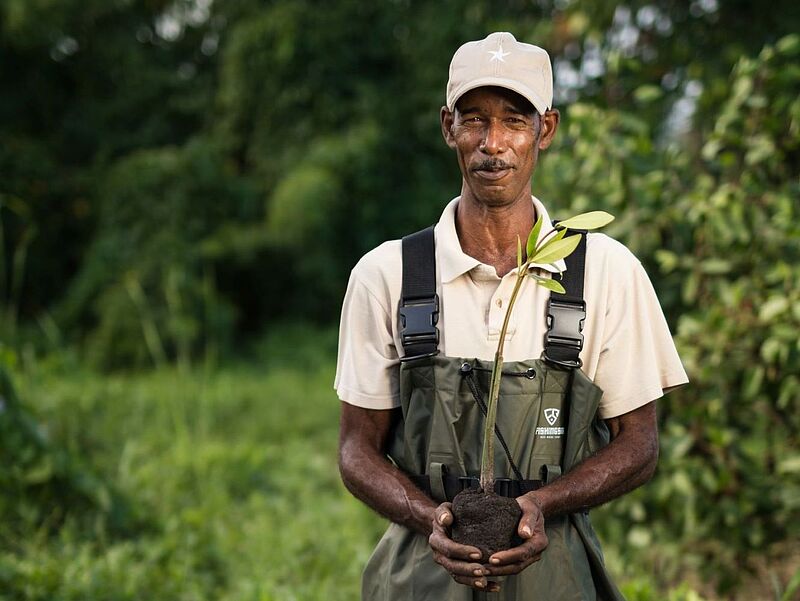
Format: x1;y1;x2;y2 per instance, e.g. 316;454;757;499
487;44;510;63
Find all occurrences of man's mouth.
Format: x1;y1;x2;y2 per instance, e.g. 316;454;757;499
475;169;510;180
473;160;513;180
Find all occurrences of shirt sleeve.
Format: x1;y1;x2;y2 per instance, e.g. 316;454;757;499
334;268;401;409
593;250;689;419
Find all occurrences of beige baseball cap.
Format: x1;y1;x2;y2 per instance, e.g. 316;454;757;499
446;31;553;115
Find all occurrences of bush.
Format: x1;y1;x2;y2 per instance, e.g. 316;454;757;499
0;347;117;534
56;139;250;369
536;35;800;592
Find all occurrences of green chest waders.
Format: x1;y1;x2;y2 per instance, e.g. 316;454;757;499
361;227;626;601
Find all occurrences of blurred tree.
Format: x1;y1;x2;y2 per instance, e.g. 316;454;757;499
0;0;218;330
0;0;798;370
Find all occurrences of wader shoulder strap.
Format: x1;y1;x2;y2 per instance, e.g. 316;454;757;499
400;226;439;360
544;227;587;368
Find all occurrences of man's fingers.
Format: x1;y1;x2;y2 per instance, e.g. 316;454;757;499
451;574;500;591
486;532;548;574
431;549;487;578
434;502;453;527
434;550;500;590
487;546;540;568
428;529;483;561
485;543;544;576
517;511;544;539
518;515;533;538
515;494;545;539
485;554;542;576
428;519;483;561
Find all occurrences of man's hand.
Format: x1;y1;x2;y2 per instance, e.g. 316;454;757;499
429;503;498;591
429;499;548;592
484;494;548;580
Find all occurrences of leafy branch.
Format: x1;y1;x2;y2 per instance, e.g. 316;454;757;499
479;211;615;492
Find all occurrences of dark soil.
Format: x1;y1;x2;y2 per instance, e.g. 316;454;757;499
451;486;522;562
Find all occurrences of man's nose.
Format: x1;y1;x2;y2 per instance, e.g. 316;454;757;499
479;121;507;155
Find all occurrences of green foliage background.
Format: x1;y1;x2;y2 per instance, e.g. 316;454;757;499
1;0;799;598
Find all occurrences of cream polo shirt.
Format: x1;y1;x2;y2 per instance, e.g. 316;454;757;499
334;196;688;419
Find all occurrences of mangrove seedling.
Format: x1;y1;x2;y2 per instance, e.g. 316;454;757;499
450;210;615;560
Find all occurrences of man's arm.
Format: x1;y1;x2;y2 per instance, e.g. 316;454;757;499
524;399;658;518
339;402;504;589
485;400;658;575
338;402;438;536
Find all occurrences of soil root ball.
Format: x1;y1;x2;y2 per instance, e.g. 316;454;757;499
451;486;522;562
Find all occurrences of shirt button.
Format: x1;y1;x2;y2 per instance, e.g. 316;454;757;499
496;299;503;308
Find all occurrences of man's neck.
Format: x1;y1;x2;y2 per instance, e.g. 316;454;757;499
455;190;536;278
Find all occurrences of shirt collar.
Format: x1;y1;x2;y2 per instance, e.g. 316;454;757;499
435;195;567;284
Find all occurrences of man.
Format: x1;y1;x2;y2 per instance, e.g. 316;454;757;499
336;32;688;600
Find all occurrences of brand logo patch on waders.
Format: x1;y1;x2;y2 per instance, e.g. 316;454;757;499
536;407;565;439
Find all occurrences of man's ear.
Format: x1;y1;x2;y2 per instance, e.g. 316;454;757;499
537;109;560;150
440;106;457;149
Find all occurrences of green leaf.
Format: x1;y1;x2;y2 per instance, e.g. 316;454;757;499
531;275;565;293
23;458;54;484
532;227;566;256
530;233;582;265
516;235;522;270
525;215;543;258
555;211;615;230
781;566;800;601
700;258;732;274
633;85;662;104
760;296;789;322
777;456;800;474
776;33;800;56
551;228;567;243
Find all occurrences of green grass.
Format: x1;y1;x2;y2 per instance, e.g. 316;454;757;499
1;333;386;600
1;327;788;600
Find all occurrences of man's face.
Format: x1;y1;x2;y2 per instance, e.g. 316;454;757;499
440;86;558;208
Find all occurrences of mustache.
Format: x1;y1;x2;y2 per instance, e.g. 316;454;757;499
472;158;513;171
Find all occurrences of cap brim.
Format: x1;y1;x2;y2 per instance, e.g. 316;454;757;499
448;76;550;115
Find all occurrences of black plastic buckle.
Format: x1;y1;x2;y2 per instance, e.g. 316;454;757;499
400;295;439;345
494;478;515;498
545;298;586;368
457;476;479;492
